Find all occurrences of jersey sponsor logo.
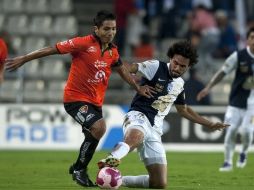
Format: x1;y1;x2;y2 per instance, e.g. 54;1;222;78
167;83;173;92
86;113;95;122
158;78;166;82
60;40;74;47
94;60;107;69
60;40;68;45
75;112;85;124
87;70;106;83
87;46;97;53
95;70;106;80
79;105;88;114
68;40;74;47
152;95;173;112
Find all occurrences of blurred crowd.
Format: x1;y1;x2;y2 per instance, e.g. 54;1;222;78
115;0;254;58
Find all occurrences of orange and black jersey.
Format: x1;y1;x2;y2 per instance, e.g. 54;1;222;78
56;34;122;106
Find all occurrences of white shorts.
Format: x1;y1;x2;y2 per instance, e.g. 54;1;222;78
123;111;167;166
224;106;246;131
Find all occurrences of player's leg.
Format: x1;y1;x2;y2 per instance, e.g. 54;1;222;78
122;144;167;189
220;106;244;171
64;102;105;186
146;163;167;188
72;119;106;186
122;113;167;189
98;127;144;168
237;110;254;168
98;111;145;168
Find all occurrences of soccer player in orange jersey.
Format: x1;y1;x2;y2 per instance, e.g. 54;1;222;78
0;37;8;84
5;10;155;187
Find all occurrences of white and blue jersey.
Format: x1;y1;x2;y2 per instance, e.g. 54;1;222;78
222;47;254;109
129;60;186;134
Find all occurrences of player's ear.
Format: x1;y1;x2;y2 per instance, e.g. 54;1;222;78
94;26;99;34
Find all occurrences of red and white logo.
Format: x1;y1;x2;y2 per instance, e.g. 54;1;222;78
87;46;97;53
94;60;107;69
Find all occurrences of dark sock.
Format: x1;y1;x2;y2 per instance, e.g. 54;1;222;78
74;131;99;171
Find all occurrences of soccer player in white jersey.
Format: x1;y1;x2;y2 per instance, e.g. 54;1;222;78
98;40;229;189
197;27;254;172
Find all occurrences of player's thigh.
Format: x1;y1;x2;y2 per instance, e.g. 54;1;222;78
146;163;167;188
239;109;254;133
224;106;246;130
124;128;144;151
64;101;104;133
123;111;149;150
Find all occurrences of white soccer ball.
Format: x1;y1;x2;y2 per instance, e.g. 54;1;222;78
96;167;122;189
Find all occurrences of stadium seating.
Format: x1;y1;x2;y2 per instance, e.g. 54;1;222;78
0;0;230;105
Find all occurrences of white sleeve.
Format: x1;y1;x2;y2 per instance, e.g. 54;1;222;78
221;51;238;74
137;60;159;80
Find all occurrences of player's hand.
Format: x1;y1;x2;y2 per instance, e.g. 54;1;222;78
5;56;26;71
137;85;156;98
196;87;209;101
208;122;229;131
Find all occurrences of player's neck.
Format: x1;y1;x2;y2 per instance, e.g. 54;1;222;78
101;43;109;51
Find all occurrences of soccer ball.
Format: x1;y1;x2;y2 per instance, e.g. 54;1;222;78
96;167;122;189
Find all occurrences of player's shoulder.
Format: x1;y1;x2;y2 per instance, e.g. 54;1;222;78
142;59;160;65
79;34;94;42
173;77;185;85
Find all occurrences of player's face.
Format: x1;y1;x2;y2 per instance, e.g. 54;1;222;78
247;32;254;53
95;20;116;44
169;54;190;78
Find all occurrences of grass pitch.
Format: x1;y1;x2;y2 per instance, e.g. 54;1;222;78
0;151;253;190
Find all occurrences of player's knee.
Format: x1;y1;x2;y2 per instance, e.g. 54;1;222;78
124;129;144;149
90;122;106;139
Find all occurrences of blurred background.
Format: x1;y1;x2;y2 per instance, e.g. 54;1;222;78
0;0;254;151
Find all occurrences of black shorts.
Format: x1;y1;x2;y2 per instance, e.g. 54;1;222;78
64;101;103;130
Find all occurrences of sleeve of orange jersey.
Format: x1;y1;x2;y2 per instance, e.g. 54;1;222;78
56;36;88;54
111;49;123;67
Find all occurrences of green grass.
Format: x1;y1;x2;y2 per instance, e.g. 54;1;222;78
0;151;253;189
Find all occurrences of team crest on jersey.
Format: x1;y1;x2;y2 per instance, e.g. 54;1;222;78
87;46;97;53
167;83;173;92
79;105;88;113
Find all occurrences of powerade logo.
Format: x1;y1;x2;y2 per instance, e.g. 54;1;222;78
5;107;76;143
6;124;66;143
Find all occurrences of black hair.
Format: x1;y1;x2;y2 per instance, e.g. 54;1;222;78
167;40;198;67
247;27;254;38
93;10;116;28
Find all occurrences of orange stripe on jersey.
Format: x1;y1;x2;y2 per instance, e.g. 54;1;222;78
56;34;120;106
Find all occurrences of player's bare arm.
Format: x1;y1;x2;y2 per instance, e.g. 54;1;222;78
175;104;229;131
197;69;226;101
127;62;139;74
115;64;156;98
5;46;59;71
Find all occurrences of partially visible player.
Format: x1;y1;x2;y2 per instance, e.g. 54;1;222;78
197;27;254;171
0;37;8;84
98;40;229;189
5;10;154;187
